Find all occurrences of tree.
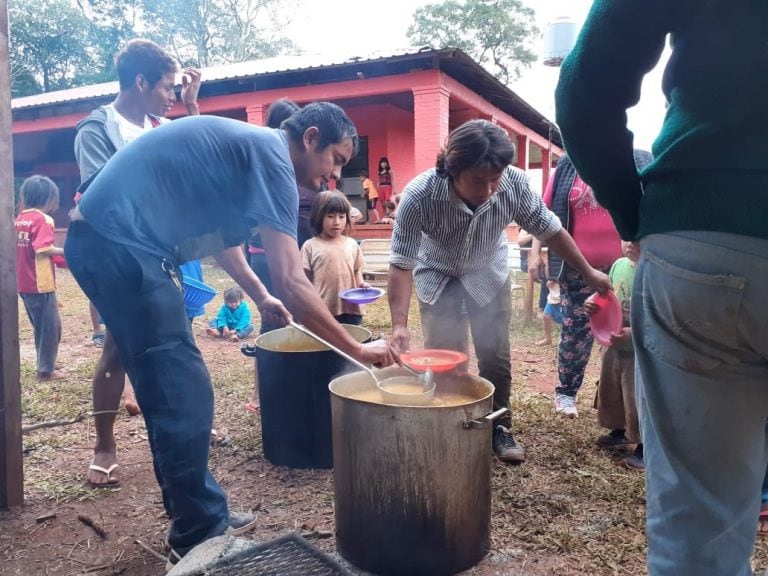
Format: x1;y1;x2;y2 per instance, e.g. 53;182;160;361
407;0;539;85
9;59;39;98
8;0;96;93
8;0;299;97
72;0;143;84
139;0;298;67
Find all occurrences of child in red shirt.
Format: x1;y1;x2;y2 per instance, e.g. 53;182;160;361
15;175;65;381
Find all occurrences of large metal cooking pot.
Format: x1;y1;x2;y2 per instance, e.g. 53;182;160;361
330;366;506;576
255;324;370;469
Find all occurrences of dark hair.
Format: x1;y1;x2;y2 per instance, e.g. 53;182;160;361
435;120;515;179
378;157;391;172
282;101;359;154
115;39;178;90
223;285;245;304
21;175;59;211
266;98;300;129
309;190;352;236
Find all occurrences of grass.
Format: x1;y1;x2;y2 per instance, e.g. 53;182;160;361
13;267;768;575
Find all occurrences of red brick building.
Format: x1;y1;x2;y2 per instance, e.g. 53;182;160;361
11;47;563;234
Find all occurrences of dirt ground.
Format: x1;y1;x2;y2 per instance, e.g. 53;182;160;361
2;268;767;576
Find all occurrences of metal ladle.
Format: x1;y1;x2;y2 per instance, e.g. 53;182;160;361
288;321;434;390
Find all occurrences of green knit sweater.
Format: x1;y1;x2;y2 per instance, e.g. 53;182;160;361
555;0;768;241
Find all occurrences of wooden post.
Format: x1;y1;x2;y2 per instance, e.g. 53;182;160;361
0;0;24;509
524;269;535;326
516;134;529;172
541;147;552;194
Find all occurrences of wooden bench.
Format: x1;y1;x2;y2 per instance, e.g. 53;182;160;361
360;238;392;287
350;224;393;240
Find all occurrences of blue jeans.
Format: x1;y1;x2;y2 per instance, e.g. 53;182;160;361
65;222;229;552
20;292;61;374
248;251;281;334
634;232;768;576
208;319;254;339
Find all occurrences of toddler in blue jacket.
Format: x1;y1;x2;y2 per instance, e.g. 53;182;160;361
206;286;255;341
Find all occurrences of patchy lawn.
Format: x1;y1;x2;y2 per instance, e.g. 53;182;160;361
2;266;766;575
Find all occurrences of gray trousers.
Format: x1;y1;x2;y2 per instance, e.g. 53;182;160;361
418;276;513;428
20;292;61;374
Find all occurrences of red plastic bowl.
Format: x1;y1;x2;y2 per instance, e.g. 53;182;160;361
51;254;68;269
588;291;623;347
401;349;469;373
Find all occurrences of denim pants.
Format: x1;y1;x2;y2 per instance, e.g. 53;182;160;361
248;251;281;334
208;319;255;339
634;232;768;576
418;277;513;428
20;292;61;374
556;267;607;397
65;222;229;551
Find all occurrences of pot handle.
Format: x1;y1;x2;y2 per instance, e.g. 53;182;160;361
462;407;509;430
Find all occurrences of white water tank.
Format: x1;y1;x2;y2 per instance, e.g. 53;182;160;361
543;16;579;67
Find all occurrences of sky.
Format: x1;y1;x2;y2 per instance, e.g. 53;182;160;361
285;0;670;151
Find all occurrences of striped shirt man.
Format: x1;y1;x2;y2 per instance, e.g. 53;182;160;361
391;166;561;307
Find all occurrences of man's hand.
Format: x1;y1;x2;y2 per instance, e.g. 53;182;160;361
357;339;400;368
583;268;612;295
257;294;292;327
391;325;410;353
181;68;202;114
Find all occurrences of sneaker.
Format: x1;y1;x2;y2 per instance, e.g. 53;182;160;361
166;511;257;572
492;426;525;463
91;331;105;347
240;343;258;358
225;510;257;535
554;393;578;418
36;370;66;381
623;453;645;471
210;429;232;448
597;429;633;448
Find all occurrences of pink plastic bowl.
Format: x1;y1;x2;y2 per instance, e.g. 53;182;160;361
588;291;623;347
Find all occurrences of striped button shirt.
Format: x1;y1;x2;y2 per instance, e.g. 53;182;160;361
391;167;561;307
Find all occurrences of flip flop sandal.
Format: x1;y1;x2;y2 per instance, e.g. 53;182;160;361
87;463;120;489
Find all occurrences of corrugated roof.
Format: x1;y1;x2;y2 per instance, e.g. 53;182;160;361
11;46;433;110
11;45;561;147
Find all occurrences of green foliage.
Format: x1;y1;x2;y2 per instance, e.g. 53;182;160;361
8;0;298;97
140;0;298;67
9;0;98;94
407;0;539;85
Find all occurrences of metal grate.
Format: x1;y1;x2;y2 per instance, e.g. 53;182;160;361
201;533;353;576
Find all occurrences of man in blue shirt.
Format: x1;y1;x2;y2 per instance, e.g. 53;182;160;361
66;102;398;567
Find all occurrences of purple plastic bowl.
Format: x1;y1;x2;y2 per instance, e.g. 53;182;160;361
339;287;385;305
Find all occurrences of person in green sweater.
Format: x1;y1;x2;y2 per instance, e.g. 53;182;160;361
555;2;768;575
